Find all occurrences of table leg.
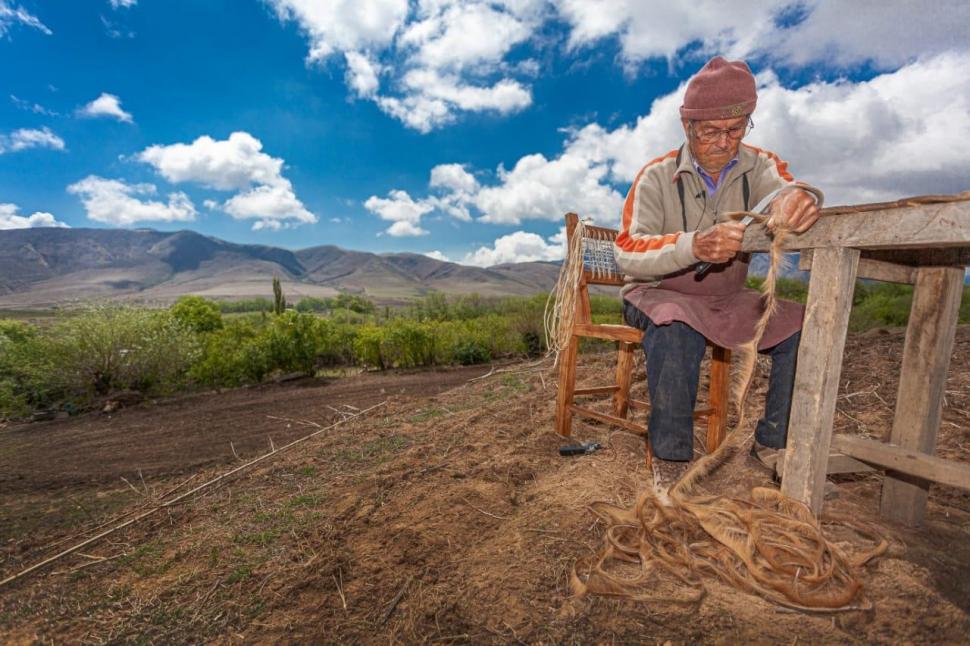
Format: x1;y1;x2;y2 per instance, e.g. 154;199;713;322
880;266;963;526
781;247;860;514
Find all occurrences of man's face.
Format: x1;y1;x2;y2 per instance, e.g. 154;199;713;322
682;115;749;173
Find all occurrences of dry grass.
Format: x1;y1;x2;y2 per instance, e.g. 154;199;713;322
1;342;970;643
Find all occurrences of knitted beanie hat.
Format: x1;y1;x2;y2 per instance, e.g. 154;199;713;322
680;56;757;121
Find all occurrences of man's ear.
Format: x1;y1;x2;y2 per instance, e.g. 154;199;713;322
681;119;690;137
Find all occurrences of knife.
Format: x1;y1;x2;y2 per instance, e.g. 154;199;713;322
694;189;779;277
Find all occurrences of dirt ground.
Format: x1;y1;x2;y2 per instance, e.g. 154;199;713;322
1;328;969;644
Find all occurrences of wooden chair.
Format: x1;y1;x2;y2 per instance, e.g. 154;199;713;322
554;212;732;461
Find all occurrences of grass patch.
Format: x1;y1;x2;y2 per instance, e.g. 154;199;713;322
226;565;253;584
409;406;446;423
334;434;410;466
287;494;322;508
233;529;281;547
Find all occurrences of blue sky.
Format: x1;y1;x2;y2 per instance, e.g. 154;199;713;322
1;1;969;265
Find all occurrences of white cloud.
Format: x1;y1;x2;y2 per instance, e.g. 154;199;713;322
10;94;58;116
67;176;197;226
364;189;432;236
0;126;65;153
405;2;531;71
344;51;382;98
0;1;51;37
474;152;622;225
137;131;317;230
462;230;562;267
423;250;450;262
78;93;134;123
223;184;316;230
430;163;478;193
0;203;68;230
771;1;970;69
138;132;284;191
109;0;137;8
269;0;537;131
269;0;408;61
555;0;970;71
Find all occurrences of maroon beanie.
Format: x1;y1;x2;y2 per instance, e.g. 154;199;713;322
679;56;757;121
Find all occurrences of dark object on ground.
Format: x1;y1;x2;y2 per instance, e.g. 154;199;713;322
559;441;602;456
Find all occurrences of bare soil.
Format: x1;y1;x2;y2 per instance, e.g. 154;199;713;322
1;329;969;644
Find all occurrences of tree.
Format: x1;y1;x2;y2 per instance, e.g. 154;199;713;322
272;276;287;315
170;295;223;333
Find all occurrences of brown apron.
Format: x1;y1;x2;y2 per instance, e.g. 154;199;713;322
624;255;803;350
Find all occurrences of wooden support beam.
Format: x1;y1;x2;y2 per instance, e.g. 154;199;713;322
879;266;964;526
574;385;620;396
775;448;876;478
573;323;643;343
569;404;646;435
833;434;970;492
800;249;918;284
612;341;634;418
706;345;731;452
554;335;579;437
742;199;970;253
781;247;860;514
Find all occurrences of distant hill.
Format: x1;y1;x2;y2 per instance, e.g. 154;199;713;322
0;227;572;308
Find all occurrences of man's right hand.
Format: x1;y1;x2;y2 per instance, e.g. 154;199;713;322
691;221;746;264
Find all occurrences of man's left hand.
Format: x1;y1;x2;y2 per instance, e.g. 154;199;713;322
768;188;820;234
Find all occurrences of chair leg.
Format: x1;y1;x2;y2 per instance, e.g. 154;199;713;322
554;335;580;437
706;345;732;452
613;341;634;418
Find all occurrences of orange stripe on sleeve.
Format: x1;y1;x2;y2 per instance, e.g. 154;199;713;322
617;148;680;255
615;230;681;254
743;144;794;181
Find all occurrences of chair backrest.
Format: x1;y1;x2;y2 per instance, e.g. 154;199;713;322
565;212;625;287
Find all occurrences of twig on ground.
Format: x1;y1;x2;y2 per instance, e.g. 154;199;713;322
51;552;123;576
266;414;323;429
191;579;222;622
380;574;414;625
459;497;509;520
333;569;348;611
120;477;147;499
230;441;241;461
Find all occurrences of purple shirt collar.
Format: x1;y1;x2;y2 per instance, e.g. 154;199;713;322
693;156;739;196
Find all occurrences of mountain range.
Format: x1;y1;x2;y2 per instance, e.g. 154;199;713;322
0;228;571;309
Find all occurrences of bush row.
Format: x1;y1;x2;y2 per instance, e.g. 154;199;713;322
0;294;571;418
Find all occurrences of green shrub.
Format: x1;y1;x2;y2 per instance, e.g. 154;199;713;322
216;298;274;313
170;296;223;333
190;316;267;386
354;325;386;370
295;296;329;313
381;319;434;368
331;293;374;314
45;305;200;395
452;339;492;365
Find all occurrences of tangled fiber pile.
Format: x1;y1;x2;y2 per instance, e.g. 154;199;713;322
570;206;888;611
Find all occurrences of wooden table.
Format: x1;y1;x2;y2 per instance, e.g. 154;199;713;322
742;194;970;526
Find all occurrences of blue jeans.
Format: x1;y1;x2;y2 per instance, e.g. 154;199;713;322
623;301;800;461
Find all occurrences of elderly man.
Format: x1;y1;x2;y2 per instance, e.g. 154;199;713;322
613;56;823;490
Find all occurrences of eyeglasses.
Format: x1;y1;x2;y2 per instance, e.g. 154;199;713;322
690;118;753;144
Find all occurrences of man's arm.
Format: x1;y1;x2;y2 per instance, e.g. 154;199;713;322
613;167;698;279
745;145;824;234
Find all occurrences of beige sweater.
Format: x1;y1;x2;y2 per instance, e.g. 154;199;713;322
614;142;823;295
